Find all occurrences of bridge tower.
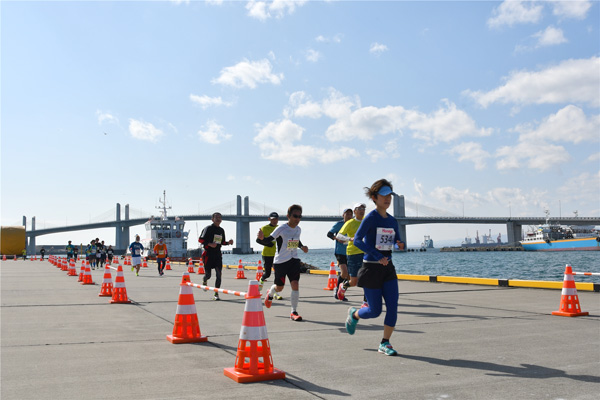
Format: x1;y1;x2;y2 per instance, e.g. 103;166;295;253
233;195;253;254
393;195;407;248
116;204;130;251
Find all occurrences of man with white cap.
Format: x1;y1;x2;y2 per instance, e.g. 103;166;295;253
327;207;353;300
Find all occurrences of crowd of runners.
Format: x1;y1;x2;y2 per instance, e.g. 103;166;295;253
53;178;405;356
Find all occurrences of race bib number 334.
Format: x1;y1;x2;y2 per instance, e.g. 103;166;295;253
375;227;395;251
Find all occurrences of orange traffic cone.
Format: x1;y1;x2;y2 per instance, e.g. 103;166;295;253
78;260;86;282
2;255;6;261
111;265;131;304
13;255;17;261
235;259;246;279
165;258;172;271
197;259;205;274
98;264;113;297
67;260;78;276
552;265;589;317
142;257;148;268
324;262;337;290
167;272;208;344
61;258;69;271
256;260;264;281
187;258;195;273
81;263;95;285
224;280;285;383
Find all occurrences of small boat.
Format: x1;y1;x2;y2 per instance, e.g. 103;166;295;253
421;235;434;249
520;211;600;251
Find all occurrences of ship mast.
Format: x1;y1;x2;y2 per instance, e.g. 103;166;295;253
157;190;171;221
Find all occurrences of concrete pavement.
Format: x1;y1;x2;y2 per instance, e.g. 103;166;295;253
1;259;599;399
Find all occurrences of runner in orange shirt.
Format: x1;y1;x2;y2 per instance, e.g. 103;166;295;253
153;238;168;276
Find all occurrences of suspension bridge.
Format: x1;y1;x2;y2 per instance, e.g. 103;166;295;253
20;195;600;254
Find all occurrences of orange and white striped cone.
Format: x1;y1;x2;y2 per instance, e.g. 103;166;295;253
110;265;131;304
78;260;86;282
324;261;337;290
187;258;195;273
31;255;35;261
81;263;95;285
196;259;205;274
142;257;148;268
224;280;285;383
56;257;62;269
13;255;17;261
62;258;69;272
167;272;208;344
2;255;6;261
67;260;78;276
552;264;589;317
235;259;247;279
98;264;114;297
256;260;264;281
165;258;172;271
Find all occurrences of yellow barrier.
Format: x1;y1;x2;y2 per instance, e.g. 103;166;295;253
436;276;499;286
396;274;430;282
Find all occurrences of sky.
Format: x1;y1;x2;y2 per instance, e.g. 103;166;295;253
1;0;599;249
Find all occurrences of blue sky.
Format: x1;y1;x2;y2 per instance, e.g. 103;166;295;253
2;0;599;249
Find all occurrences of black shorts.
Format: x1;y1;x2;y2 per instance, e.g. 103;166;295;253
335;253;348;265
274;258;301;286
357;261;397;289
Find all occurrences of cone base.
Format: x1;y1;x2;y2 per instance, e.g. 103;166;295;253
552;310;589;317
99;293;112;297
223;367;285;383
81;282;95;285
235;276;247;279
166;334;208;344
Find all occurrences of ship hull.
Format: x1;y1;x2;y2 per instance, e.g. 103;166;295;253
521;237;600;251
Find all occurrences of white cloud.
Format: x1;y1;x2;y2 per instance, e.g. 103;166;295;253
212;58;284;89
495;140;570;171
253;119;359;166
557;171;600;206
96;110;118;125
315;34;342;43
246;0;308;21
128;119;164;142
189;94;232;109
287;91;491;145
464;57;600;108
306;49;321;62
586;152;600;163
369;42;388;55
551;0;592;19
197;120;232;144
448;142;491;170
487;0;544;29
533;25;567;47
516;105;600;144
366;139;399;162
413;179;424;199
170;0;190;5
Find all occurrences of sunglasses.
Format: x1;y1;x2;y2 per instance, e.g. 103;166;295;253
291;214;302;219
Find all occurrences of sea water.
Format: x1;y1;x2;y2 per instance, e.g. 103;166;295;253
223;248;600;283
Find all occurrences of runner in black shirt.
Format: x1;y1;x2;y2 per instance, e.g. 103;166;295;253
198;212;233;300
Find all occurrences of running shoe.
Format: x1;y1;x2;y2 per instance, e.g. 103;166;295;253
135;271;139;276
212;293;220;301
274;293;283;300
258;278;264;290
337;283;346;301
333;287;338;299
264;292;273;308
345;307;358;335
131;266;134;272
341;297;349;302
202;280;208;291
378;342;398;356
290;312;302;321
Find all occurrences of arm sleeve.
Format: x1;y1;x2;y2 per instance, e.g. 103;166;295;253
327;231;336;240
353;217;384;261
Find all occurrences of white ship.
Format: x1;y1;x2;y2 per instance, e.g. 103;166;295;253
142;191;189;260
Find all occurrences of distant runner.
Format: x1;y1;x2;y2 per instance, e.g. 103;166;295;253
198;212;233;300
327;208;353;301
153;238;168;276
129;235;144;276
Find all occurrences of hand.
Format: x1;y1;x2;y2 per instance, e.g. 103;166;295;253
378;256;389;266
228;239;234;245
301;246;308;253
397;241;405;250
257;230;264;240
